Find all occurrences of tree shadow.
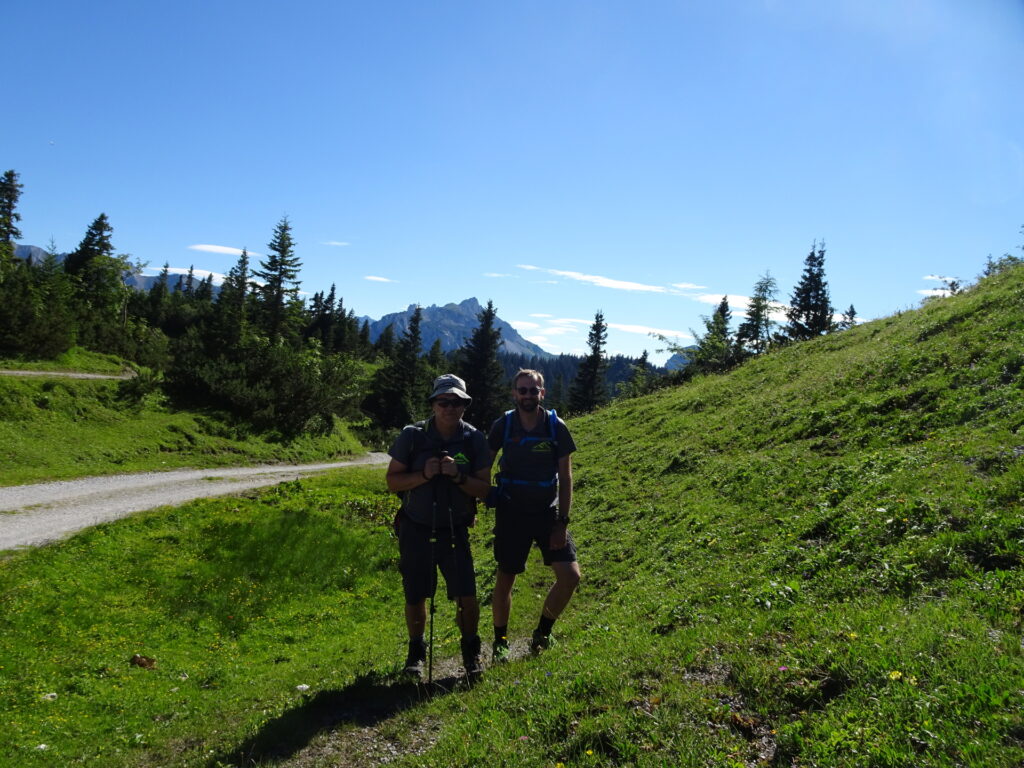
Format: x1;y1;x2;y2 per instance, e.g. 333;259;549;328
210;670;465;766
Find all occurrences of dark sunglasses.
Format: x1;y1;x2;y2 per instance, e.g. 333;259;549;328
516;386;541;395
433;399;466;409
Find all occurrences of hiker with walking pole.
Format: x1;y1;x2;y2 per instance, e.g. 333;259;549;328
487;369;580;661
386;374;492;682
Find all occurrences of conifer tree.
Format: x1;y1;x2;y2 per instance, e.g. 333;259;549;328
735;273;778;357
693;295;734;373
568;310;609;414
837;304;857;331
364;307;427;428
212;249;251;348
458;299;506;429
785;241;834;341
0;169;24;274
65;213;132;350
253;216;302;344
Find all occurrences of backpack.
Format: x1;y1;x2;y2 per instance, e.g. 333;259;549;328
495;408;560;494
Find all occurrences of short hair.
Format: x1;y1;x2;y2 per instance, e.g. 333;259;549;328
513;368;545;388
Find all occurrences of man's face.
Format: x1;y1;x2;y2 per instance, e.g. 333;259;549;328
513;376;544;412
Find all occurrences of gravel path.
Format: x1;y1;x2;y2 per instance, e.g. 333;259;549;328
0;453;390;550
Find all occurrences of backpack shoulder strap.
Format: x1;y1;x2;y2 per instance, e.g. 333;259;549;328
502;409;515;444
547;409;558;443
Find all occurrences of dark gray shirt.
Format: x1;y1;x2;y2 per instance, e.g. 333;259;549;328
389;418;490;527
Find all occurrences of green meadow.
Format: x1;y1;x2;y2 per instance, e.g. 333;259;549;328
0;356;363;487
2;265;1023;766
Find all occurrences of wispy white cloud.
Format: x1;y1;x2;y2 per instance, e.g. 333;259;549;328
918;288;951;297
607;322;692;340
516;264;668;293
923;274;957;282
484;272;513;278
670;281;707;290
188;244;259;257
323;241;350;247
530;313;553;318
511;320;541;331
365;275;396;283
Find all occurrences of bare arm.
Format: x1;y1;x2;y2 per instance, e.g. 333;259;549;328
385;456;440;493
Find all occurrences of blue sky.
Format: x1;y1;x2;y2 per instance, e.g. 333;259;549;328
7;0;1023;363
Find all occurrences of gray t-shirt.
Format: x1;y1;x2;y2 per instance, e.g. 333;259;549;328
389;419;490;527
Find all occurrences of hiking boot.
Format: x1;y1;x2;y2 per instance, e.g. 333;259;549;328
492;639;511;664
403;638;427;679
529;630;553;654
461;635;483;681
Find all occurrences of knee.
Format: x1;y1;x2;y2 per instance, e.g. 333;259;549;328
559;567;581;591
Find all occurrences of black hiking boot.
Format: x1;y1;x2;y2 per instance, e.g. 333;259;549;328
492;638;511;664
529;630;553;654
461;635;483;682
403;638;427;680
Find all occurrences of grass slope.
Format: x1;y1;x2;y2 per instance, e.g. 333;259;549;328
1;267;1022;767
0;372;363;486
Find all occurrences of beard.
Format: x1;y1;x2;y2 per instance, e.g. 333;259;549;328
518;398;540;412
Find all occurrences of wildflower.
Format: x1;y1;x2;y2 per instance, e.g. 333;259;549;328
587;749;594;755
519;736;529;741
847;632;859;640
41;693;58;701
36;745;48;751
296;684;310;692
778;666;789;671
907;676;918;686
889;670;902;680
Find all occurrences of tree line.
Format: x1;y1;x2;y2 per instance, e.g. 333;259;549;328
7;166;957;439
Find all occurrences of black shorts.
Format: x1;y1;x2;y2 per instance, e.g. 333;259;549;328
398;517;476;604
493;507;577;575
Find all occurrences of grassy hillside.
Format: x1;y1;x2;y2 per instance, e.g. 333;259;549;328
1;265;1022;767
0;366;364;486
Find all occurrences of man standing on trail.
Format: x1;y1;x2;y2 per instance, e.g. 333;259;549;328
386;374;492;681
488;369;580;661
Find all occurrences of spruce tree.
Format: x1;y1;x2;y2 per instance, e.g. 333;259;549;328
458;299;506;429
0;169;24;274
785;241;834;341
253;216;302;344
65;214;131;350
568;310;609;414
693;295;734;373
735;273;778;357
837;304;857;331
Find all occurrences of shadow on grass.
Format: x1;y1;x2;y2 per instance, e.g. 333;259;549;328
209;670;464;767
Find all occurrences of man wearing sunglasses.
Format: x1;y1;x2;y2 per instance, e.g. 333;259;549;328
487;369;580;661
387;374;492;681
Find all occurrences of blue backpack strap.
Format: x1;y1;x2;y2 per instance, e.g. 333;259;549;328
547;408;558;444
502;409;515;446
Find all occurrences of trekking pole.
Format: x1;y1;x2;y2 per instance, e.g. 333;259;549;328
427;461;440;685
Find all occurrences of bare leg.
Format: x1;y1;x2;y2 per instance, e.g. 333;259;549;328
454;596;480;636
405;600;426;638
541;561;581;620
492;569;518;628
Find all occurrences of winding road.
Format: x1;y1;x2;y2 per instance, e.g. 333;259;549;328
0;453;390;550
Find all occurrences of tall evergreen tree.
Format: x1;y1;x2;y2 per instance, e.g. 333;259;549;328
65;214;132;350
0;169;24;273
211;249;251;348
458;299;506;429
364;307;428;429
252;216;302;343
693;295;734;373
735;273;779;357
568;310;609;414
785;241;834;341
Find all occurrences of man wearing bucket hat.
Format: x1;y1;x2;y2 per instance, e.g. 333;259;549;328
386;374;492;681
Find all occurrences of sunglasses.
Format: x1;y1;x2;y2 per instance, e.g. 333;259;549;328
433;399;466;409
516;386;542;395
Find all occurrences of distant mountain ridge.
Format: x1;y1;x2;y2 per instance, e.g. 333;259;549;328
14;245;548;357
364;298;550;358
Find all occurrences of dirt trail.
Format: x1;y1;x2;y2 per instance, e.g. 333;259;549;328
0;453;390;550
